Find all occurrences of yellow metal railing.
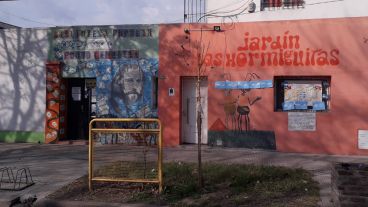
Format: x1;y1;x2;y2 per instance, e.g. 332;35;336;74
88;118;163;193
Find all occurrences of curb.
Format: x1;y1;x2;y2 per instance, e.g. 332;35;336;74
34;199;163;207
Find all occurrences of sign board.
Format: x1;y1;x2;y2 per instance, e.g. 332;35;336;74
215;80;273;89
288;112;316;131
358;130;368;149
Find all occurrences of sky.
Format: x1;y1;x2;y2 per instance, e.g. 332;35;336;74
0;0;184;28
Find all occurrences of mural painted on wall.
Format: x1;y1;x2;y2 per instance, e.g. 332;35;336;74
204;31;340;68
96;59;158;118
209;72;276;150
45;63;66;144
49;25;158;78
48;25;159;118
216;73;267;131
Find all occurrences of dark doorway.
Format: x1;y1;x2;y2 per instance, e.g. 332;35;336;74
66;78;96;140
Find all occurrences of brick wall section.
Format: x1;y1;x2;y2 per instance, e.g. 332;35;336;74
332;163;368;207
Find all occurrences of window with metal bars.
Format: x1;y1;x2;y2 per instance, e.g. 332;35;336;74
274;76;330;112
261;0;305;10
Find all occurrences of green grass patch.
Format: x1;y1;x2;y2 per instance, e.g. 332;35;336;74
94;161;158;180
48;162;320;206
0;131;44;143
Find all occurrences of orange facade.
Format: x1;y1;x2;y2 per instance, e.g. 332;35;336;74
158;17;368;155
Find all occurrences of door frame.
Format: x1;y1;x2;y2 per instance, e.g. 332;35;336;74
180;76;208;144
65;78;96;140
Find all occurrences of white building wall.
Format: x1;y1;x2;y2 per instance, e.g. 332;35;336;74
205;0;368;23
0;28;48;132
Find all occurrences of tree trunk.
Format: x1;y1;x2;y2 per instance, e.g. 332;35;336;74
196;79;204;188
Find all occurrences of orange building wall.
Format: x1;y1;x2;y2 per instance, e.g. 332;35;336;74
158;17;368;155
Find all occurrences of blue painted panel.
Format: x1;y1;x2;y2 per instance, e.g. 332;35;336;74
283;101;295;110
260;80;273;88
294;101;308;110
215;81;227;89
227;81;238;89
249;81;261;89
215;80;273;89
237;81;250;89
313;101;326;110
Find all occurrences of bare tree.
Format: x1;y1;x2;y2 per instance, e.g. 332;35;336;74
194;28;210;188
177;26;210;188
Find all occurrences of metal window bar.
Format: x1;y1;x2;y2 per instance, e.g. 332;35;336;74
88;118;163;193
261;0;305;10
283;0;305;8
184;0;206;23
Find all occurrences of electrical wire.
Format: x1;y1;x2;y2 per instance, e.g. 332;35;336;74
206;0;246;14
184;0;252;22
197;0;252;22
0;9;56;27
0;0;347;27
228;0;345;18
206;0;251;16
187;0;345;22
185;0;247;18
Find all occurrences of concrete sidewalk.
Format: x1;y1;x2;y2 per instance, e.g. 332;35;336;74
0;143;367;206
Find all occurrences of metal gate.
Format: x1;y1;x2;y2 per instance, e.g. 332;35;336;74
88;118;163;192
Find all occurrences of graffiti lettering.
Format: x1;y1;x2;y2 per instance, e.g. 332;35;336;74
53;28;153;39
237;31;300;51
55;40;87;50
205;31;340;68
63;50;139;60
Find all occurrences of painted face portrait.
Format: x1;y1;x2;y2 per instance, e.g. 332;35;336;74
98;59;158;118
121;64;143;105
111;64;144;111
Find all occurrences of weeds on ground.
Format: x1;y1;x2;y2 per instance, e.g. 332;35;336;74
48;162;320;206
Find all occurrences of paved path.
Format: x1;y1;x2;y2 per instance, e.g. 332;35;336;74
0;143;367;206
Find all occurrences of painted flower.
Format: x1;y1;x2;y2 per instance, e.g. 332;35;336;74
52;90;60;97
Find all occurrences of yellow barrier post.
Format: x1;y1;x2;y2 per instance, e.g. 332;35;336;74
88;120;93;191
88;118;163;193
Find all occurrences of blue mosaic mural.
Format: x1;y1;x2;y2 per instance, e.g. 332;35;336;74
49;25;159;118
95;59;158;118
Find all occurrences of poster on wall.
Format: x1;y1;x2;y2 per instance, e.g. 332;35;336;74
288;112;316;131
358;130;368;149
283;80;324;110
